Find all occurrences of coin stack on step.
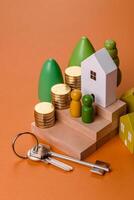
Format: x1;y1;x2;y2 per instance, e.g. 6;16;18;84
51;83;71;109
65;66;81;90
34;102;55;129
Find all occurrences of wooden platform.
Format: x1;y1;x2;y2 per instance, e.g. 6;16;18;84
31;100;126;160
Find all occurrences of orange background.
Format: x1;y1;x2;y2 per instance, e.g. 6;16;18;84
0;0;134;200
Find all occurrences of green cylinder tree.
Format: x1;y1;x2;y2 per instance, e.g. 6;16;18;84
104;39;122;86
38;58;64;102
68;36;95;67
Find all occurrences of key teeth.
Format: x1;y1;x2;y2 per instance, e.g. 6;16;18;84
45;157;73;171
90;160;111;175
90;168;105;176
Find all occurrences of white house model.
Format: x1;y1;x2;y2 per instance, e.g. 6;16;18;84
81;48;117;107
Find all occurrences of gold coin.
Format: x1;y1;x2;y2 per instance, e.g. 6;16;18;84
66;82;81;86
35;123;55;129
65;85;81;90
51;97;70;101
52;98;71;102
65;77;81;80
51;83;71;95
65;76;81;80
34;102;55;114
51;92;71;98
51;84;71;110
53;102;70;106
52;104;70;108
52;96;71;101
54;105;70;109
65;81;81;85
34;112;55;118
65;82;81;86
35;121;55;126
65;79;81;82
34;102;55;128
52;100;70;104
35;117;55;123
34;117;55;122
36;119;55;123
52;95;70;98
52;98;70;102
65;68;81;91
65;66;81;77
51;92;71;97
70;85;81;88
65;80;81;83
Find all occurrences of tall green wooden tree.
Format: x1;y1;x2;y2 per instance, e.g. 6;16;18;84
104;39;122;86
38;58;64;102
68;36;95;67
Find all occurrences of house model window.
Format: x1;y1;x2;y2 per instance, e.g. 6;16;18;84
90;70;96;81
121;122;125;133
128;132;132;142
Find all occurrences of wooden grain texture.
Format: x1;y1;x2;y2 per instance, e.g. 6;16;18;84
31;100;126;159
96;99;127;121
56;109;111;140
96;128;118;149
31;122;96;159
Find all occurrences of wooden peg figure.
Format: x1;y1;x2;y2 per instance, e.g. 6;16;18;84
70;89;82;117
82;94;94;123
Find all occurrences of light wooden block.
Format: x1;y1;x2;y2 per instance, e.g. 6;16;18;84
31;122;96;160
56;109;117;141
31;100;126;159
95;99;127;121
96;128;118;149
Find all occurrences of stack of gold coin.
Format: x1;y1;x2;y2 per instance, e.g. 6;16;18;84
51;83;71;109
34;102;55;129
65;66;81;90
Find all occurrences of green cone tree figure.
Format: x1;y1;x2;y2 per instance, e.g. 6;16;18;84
104;39;122;86
68;36;95;67
38;58;64;102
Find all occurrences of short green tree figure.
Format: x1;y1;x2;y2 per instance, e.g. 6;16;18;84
68;36;95;67
104;39;122;86
38;58;64;102
82;94;94;123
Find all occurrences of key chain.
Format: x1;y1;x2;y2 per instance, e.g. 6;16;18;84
12;132;111;175
12;132;73;171
12;132;39;159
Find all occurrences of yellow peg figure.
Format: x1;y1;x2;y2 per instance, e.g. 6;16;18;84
70;89;82;117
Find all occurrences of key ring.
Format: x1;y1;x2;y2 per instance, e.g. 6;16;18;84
12;132;39;159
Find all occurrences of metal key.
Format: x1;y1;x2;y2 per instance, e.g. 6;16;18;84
32;144;111;175
27;144;73;172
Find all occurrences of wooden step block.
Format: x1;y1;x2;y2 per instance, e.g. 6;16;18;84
31;100;126;160
96;128;118;149
31;122;96;160
56;109;117;141
95;100;127;121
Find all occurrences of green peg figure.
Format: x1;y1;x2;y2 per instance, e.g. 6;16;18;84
82;94;94;123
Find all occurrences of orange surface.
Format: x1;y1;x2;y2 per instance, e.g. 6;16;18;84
0;0;134;199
